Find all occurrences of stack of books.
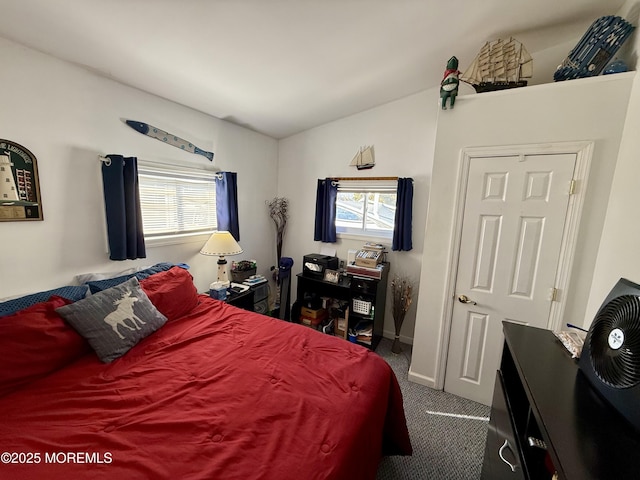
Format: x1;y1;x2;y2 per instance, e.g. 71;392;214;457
346;262;385;280
243;275;267;286
351;320;373;345
354;243;385;268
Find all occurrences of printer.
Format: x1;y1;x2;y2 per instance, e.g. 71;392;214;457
303;253;339;278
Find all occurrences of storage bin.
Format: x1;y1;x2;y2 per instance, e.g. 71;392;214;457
352;298;372;316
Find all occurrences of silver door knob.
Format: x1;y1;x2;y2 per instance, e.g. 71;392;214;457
458;294;477;305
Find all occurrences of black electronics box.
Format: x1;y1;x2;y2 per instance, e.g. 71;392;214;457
303;254;339;278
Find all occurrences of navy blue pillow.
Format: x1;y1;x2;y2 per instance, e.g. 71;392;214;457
85;263;187;294
0;285;88;317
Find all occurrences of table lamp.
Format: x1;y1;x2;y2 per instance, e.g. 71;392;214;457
200;231;243;283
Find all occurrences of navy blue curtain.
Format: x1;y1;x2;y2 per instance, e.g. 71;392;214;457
392;177;413;251
216;171;240;241
102;155;146;261
314;178;338;243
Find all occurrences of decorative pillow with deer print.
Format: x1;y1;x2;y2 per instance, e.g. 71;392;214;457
56;277;167;363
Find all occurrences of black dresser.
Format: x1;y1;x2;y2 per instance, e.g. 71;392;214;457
482;322;640;479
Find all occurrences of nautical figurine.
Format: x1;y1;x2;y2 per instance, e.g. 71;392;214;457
603;58;629;75
350;145;375;170
440;56;461;110
462;38;532;92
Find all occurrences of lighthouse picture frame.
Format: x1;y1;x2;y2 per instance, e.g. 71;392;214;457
0;139;43;221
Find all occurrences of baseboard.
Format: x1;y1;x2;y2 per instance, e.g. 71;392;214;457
382;330;413;345
408;368;437;389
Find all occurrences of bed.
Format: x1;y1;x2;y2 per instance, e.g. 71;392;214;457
0;266;411;479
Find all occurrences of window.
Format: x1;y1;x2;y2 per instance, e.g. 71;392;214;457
138;163;217;241
335;179;397;238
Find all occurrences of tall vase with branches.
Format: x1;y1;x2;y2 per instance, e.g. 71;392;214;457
267;197;289;305
267;197;288;263
391;275;414;354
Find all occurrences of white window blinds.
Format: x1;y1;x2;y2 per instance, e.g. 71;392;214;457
138;164;217;239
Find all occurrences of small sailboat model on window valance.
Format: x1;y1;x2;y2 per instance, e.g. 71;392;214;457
350;145;375;170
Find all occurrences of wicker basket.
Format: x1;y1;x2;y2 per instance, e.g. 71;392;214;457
231;268;256;283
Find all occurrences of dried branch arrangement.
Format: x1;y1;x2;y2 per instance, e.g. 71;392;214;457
391;275;414;354
266;197;289;262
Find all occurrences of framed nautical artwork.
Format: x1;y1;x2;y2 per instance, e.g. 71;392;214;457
0;140;43;221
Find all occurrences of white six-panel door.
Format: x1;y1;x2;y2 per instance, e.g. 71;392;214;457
444;153;576;405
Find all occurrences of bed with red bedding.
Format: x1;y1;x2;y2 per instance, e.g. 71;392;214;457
0;267;411;480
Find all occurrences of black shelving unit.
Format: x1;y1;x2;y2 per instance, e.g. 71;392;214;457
295;263;389;351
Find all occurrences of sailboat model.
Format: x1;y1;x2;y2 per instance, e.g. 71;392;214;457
350;146;375;170
461;37;533;93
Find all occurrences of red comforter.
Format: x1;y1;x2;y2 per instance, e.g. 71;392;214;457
0;296;411;480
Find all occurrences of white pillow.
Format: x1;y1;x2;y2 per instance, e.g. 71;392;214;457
74;265;151;285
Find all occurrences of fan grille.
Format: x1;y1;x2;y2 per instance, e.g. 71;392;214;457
589;295;640;389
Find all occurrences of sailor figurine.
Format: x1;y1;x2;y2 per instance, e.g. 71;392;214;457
440;56;461;110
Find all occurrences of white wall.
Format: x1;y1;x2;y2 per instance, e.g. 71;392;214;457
0;38;278;298
3;11;637;359
410;73;634;387
587;2;640;320
277;90;439;342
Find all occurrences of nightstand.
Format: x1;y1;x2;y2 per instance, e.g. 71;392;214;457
226;289;254;312
247;279;269;314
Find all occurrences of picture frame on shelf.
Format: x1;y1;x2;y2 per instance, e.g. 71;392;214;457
323;269;339;284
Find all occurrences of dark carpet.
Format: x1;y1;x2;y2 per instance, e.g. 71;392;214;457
375;338;489;480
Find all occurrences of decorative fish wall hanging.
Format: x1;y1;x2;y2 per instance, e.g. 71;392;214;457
124;120;214;161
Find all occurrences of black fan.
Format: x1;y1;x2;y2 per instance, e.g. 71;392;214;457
588;295;640;388
579;278;640;432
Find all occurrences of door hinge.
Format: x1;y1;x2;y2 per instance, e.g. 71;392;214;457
569;180;576;195
551;287;559;302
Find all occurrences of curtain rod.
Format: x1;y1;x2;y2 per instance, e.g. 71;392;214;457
98;155;223;178
329;176;398;181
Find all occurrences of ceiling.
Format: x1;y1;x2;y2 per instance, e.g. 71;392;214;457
0;1;625;138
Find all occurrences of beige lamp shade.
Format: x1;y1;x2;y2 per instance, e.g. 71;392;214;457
200;231;243;284
200;231;243;257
